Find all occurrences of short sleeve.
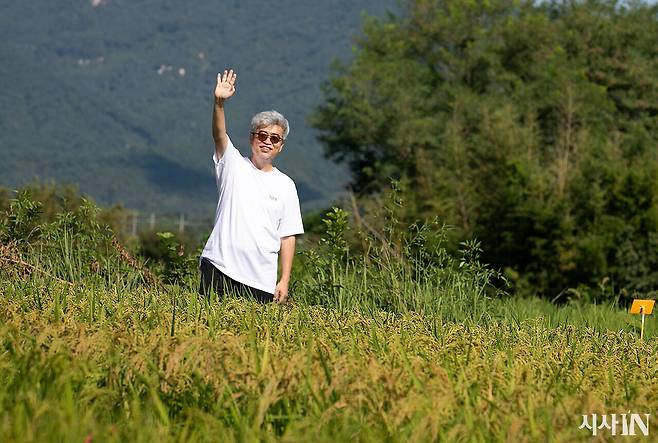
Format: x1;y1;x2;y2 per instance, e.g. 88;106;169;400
278;181;304;238
213;134;242;188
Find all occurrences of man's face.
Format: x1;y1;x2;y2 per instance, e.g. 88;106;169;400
250;124;285;162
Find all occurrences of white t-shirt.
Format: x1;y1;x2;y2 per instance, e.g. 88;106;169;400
201;135;304;294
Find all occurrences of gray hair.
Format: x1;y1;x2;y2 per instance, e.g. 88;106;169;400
250;110;290;140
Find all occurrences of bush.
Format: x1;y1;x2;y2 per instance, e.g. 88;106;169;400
0;191;149;287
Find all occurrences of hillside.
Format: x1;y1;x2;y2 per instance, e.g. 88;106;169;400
0;0;397;215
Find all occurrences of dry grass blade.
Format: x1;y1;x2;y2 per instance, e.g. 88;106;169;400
0;240;73;285
110;237;160;287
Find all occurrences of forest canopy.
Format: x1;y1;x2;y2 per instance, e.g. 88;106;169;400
312;0;658;298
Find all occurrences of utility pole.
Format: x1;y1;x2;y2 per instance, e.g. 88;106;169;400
131;211;138;236
178;213;185;233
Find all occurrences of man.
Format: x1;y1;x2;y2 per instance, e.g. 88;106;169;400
199;69;304;304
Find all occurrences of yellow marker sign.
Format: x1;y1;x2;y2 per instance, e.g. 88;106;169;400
629;299;655;315
629;299;655;340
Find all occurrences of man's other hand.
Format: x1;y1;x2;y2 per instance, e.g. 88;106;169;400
274;280;289;304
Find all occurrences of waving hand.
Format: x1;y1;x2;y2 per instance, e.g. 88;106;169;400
215;69;237;101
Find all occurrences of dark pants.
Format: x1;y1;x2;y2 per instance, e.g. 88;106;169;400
198;257;273;303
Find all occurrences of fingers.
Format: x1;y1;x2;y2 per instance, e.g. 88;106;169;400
225;69;236;86
218;69;237;85
273;288;287;304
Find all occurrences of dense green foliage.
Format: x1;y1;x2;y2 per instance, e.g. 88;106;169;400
0;191;142;289
0;183;127;235
312;0;658;298
1;0;397;214
2;187;657;441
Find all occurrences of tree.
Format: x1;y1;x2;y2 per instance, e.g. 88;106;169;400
312;0;658;298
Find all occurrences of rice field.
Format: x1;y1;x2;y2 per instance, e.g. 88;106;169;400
1;198;656;441
1;274;656;442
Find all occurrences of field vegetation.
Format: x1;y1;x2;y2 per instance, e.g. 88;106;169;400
1;190;656;442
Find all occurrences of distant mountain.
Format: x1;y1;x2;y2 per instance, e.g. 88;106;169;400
0;0;397;215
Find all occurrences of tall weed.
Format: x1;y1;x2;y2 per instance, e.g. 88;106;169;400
296;183;505;321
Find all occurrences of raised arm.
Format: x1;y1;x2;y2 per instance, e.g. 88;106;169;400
212;69;237;157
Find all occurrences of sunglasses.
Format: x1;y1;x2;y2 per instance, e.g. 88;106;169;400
251;131;284;145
